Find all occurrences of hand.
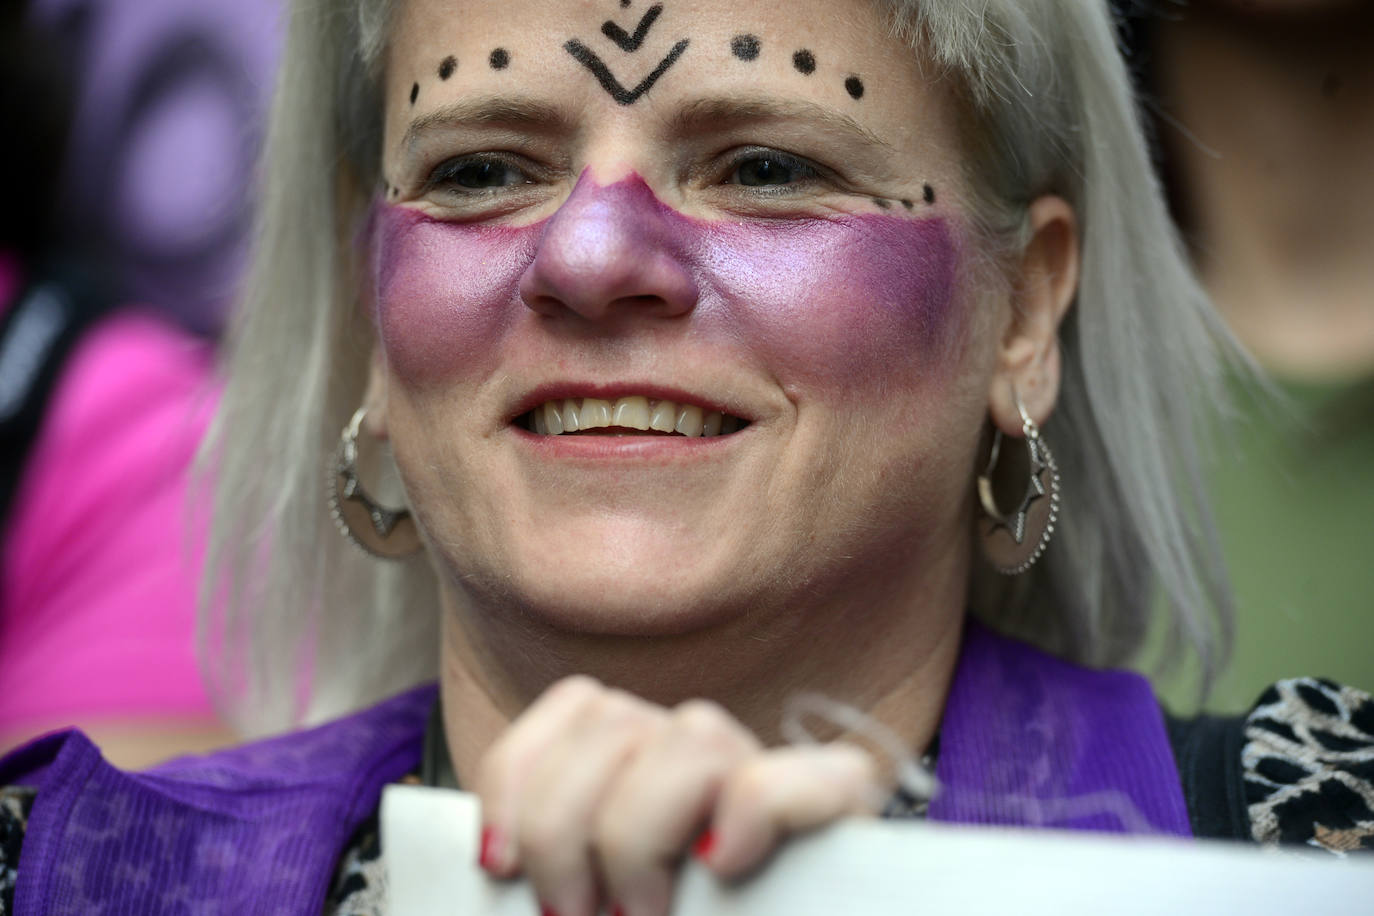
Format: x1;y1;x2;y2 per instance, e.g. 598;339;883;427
474;675;882;916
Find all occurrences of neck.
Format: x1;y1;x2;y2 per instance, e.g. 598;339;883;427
1152;5;1374;378
438;536;969;788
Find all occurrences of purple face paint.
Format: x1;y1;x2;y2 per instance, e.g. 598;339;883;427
370;173;961;398
370;205;542;383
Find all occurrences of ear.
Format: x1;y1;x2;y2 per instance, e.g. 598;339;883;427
987;195;1079;436
362;346;390;440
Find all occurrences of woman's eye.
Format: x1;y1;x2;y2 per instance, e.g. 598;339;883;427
429;157;530;192
731;153;817;188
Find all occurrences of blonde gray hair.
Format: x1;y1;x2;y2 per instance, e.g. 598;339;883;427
205;0;1235;734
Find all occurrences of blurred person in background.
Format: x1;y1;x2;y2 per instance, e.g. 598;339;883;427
0;0;278;765
1119;0;1374;711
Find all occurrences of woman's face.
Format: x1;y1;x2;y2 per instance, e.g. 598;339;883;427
372;0;1003;635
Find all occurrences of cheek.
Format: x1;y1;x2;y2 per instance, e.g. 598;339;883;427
371;205;538;382
372;200;964;398
700;217;963;398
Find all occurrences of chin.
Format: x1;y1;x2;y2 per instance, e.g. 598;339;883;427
510;578;739;638
438;521;752;638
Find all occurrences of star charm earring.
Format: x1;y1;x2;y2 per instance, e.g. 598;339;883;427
976;391;1061;574
329;406;423;560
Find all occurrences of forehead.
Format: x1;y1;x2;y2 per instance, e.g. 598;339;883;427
384;0;950;156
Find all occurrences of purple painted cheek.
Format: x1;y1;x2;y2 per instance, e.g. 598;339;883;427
370;182;959;398
698;216;961;394
370;204;540;382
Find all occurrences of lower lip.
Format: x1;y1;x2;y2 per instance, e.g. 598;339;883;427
510;426;746;461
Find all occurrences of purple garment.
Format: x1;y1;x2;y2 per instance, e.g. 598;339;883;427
0;687;433;914
930;622;1191;836
0;623;1188;914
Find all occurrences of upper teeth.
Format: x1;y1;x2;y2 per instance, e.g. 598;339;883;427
529;396;743;437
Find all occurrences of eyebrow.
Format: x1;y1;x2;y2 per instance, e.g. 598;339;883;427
401;96;577;151
663;96;895;152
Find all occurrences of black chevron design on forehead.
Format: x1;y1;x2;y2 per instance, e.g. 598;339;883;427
565;37;690;105
602;3;663;52
564;1;689;105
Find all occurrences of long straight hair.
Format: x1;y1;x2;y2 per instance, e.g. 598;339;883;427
204;0;1236;735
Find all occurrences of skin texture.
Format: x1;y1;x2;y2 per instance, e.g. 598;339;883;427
372;173;961;392
368;1;1079;913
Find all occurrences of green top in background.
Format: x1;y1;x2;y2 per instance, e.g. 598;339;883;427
1148;372;1374;713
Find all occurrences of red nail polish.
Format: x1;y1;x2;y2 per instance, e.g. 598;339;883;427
479;825;501;871
692;829;715;860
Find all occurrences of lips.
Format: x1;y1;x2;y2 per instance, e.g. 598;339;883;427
518;394;749;437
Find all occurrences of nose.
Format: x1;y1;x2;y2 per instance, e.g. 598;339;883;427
519;174;699;321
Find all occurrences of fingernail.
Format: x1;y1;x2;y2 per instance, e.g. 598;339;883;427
692;829;716;861
479;825;503;871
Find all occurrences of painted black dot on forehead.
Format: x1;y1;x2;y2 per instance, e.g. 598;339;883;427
438;56;457;80
844;76;864;100
923;183;936;204
490;48;511;70
409;82;418;105
792;49;816;75
872;198;891;210
730;34;760;61
621;0;631;6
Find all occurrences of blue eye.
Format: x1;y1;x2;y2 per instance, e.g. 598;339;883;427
731;151;817;188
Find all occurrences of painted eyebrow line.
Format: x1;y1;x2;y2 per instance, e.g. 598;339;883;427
664;97;895;152
401;96;576;150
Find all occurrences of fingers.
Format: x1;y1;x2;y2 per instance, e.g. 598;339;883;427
517;693;667;916
475;677;884;916
594;700;762;915
702;742;882;880
476;675;624;876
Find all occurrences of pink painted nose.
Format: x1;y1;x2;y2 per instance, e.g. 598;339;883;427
519;174;699;321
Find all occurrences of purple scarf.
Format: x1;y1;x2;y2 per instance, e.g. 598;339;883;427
930;622;1191;834
0;622;1189;914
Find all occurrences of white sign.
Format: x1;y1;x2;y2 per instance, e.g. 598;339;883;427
382;784;1374;915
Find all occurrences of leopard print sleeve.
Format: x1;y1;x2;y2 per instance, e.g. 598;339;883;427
1;786;37;915
1242;678;1374;854
324;813;388;916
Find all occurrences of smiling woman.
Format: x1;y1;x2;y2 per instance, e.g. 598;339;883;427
2;0;1371;914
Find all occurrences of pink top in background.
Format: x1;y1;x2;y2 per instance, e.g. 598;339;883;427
0;310;219;737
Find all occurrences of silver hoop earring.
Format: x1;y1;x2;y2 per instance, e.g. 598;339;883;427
977;392;1060;575
329;406;422;560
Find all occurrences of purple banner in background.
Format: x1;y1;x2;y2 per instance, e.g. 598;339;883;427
29;0;282;333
